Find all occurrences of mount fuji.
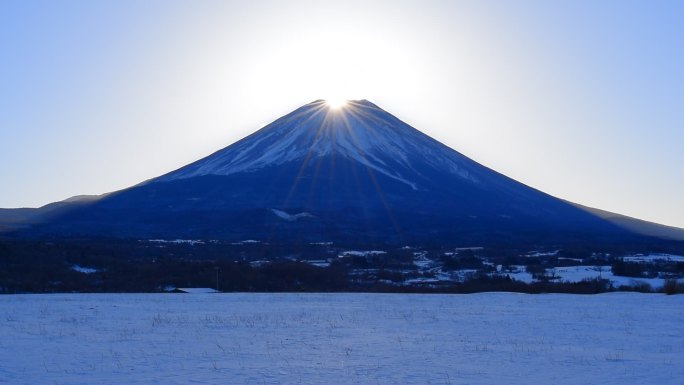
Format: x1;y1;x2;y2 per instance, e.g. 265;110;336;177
5;99;683;246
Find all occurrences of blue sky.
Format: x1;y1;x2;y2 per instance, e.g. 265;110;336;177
1;0;683;228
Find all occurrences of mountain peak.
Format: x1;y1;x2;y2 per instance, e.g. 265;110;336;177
309;98;378;106
157;99;481;188
304;99;383;114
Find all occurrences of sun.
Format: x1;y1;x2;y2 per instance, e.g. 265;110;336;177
326;98;348;110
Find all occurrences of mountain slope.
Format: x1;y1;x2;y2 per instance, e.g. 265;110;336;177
0;195;102;232
9;99;677;246
570;202;684;241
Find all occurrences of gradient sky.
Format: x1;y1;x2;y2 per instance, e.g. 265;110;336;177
1;0;683;228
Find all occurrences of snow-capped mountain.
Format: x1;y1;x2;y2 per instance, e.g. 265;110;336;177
159;100;480;190
9;99;677;245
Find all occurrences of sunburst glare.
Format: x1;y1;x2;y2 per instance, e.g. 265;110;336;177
326;99;348;110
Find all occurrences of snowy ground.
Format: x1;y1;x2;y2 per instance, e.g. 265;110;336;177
1;293;682;385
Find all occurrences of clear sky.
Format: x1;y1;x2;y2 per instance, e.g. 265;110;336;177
1;0;683;228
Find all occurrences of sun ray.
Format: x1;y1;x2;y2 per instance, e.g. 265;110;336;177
337;103;403;238
281;104;333;210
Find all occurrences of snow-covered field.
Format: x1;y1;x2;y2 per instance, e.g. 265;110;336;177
1;293;682;385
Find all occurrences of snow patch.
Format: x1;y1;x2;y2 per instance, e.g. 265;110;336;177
148;239;204;245
526;250;559;257
71;265;98;274
271;209;314;222
340;250;387;257
304;260;331;268
176;288;218;294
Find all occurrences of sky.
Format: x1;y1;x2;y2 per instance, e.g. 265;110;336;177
1;0;683;228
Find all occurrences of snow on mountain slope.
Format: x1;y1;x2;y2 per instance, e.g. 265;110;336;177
158;100;481;190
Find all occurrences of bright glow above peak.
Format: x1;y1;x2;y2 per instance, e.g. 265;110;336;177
325;99;348;110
